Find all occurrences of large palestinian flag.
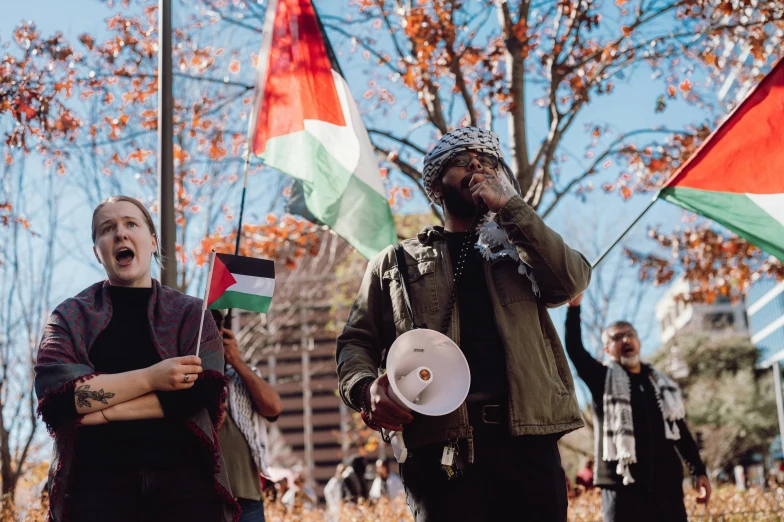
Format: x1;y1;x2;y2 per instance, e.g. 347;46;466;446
249;0;396;260
660;59;784;261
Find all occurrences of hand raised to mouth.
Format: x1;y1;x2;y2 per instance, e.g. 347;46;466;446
468;168;517;213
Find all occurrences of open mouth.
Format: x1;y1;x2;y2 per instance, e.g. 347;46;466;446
115;247;135;266
621;345;636;356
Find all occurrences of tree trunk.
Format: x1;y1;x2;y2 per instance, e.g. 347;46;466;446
498;0;532;194
0;422;18;501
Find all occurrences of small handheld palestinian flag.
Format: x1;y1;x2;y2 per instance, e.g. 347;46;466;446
195;252;275;356
206;253;275;313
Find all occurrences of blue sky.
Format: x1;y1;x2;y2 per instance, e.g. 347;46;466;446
0;0;716;360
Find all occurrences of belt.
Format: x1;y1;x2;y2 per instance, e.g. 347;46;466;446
466;402;506;426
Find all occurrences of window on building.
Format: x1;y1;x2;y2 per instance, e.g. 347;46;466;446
703;312;735;330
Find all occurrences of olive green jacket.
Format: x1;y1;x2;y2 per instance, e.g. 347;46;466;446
336;196;591;448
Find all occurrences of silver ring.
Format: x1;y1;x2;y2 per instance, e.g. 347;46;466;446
184;374;190;383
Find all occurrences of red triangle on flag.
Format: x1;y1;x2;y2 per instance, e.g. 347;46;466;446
665;59;784;195
207;255;237;306
251;0;346;156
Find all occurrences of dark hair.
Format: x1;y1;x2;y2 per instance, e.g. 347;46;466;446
602;320;637;346
91;195;161;264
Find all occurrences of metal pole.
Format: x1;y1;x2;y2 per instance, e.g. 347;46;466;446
339;402;350;458
158;0;176;288
234;153;252;256
773;362;784;456
301;298;314;488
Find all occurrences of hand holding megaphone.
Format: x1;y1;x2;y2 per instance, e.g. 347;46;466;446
377;329;471;463
365;374;415;432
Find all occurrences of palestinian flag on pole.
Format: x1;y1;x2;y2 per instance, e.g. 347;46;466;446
206;253;275;313
248;0;397;260
660;59;784;261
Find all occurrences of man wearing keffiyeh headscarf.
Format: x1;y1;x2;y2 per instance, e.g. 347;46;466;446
336;127;592;522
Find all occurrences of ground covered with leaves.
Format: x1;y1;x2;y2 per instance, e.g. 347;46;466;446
4;486;783;521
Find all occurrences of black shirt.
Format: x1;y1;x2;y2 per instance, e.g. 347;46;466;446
73;286;218;471
444;232;508;399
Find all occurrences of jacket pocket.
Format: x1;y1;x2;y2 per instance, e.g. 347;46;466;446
542;336;570;396
491;258;535;305
383;259;440;324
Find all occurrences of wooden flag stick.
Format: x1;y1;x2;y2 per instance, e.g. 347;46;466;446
591;193;659;269
196;251;217;357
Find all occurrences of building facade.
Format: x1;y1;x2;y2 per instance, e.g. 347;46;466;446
656;277;749;345
746;277;784;366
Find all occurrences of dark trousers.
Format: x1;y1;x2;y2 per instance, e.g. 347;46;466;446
237;498;266;522
601;483;688;522
400;428;568;522
69;465;222;522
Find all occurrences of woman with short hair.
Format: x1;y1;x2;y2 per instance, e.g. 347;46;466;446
35;195;238;522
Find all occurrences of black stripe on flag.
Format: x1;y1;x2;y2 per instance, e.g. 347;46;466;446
216;253;275;279
312;0;344;77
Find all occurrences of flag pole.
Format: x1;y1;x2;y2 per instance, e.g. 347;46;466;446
234;153;252;256
225;0;277;326
196;251;217;357
225;108;260;329
591;193;660;269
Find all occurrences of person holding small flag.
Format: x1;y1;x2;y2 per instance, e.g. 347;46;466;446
34;195;238;522
212;309;283;522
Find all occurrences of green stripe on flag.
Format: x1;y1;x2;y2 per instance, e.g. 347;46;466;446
262;130;396;260
661;186;784;261
208;292;273;314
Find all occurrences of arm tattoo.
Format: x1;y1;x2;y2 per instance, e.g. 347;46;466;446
75;385;116;408
486;179;507;207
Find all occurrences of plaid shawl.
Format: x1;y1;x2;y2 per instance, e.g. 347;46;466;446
34;280;239;522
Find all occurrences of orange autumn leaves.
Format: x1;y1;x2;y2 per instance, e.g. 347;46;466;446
627;228;784;304
193;215;323;271
1;23;81;156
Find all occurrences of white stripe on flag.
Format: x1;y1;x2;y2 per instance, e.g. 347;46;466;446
747;193;784;227
227;273;275;297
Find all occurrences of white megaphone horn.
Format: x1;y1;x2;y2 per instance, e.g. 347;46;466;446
383;329;471;463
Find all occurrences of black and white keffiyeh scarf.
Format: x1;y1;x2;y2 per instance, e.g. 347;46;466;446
422;127;520;202
226;365;271;478
602;362;686;485
422;127;541;294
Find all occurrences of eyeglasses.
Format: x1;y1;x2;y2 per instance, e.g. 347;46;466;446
608;331;637;344
448;152;498;169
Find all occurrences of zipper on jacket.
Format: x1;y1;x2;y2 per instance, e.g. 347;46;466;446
439;240;470;442
483;259;512;433
468;426;475;464
439;240;461;348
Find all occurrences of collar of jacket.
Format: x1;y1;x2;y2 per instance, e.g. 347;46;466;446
417;225;447;245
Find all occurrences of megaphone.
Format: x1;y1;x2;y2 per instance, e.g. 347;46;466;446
383;329;471;463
